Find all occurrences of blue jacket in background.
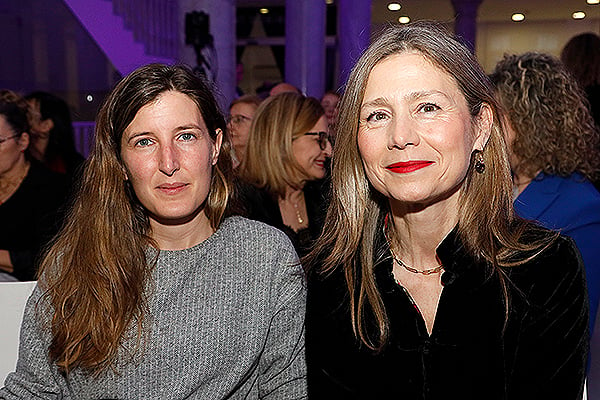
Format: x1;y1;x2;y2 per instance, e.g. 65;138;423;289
514;172;600;331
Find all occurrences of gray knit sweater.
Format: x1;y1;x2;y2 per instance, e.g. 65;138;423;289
0;216;307;399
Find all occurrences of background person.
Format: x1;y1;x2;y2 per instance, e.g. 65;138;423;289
0;65;306;399
238;92;331;258
490;52;600;332
25;91;85;181
0;89;68;281
227;94;261;167
305;22;587;399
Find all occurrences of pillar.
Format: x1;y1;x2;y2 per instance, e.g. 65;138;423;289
285;0;326;97
337;0;372;90
451;0;483;52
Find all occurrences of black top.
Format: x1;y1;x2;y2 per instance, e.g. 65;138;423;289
306;227;588;399
235;178;329;258
0;160;69;280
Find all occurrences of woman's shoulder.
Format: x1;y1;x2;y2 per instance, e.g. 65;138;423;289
508;230;585;297
220;216;297;253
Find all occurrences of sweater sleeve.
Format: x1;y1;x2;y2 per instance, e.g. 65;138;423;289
258;236;307;399
0;286;68;399
508;236;588;399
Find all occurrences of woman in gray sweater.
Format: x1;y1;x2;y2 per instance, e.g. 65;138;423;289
0;64;307;399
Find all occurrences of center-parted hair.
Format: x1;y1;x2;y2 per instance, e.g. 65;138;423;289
306;21;552;351
39;64;233;375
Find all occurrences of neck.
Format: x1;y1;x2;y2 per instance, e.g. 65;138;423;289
283;185;304;202
387;193;459;268
0;156;30;201
512;169;539;197
149;211;215;250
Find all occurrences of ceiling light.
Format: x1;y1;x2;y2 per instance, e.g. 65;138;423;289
388;3;402;11
325;0;334;4
511;13;525;22
573;11;586;19
587;0;599;5
398;16;411;24
259;8;269;14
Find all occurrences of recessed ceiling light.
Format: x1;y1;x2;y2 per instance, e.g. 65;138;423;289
398;16;411;24
325;0;334;4
511;13;525;22
259;8;269;14
388;3;402;11
573;11;586;19
587;0;599;5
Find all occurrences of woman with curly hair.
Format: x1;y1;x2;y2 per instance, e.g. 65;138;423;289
491;52;600;329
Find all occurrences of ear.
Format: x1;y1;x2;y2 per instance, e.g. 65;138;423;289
17;132;29;152
472;103;493;151
211;129;223;166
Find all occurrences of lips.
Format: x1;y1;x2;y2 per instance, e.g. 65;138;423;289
385;161;434;173
156;182;188;194
314;160;326;169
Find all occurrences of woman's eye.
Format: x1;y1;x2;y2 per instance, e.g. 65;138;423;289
178;132;196;141
134;138;153;147
366;111;388;122
419;103;440;113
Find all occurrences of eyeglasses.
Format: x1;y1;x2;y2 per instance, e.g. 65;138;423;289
227;115;252;126
304;131;331;150
0;134;19;146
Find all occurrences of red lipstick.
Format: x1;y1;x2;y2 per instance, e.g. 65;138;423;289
385;161;433;173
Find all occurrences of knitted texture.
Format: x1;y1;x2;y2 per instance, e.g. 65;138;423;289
1;216;307;399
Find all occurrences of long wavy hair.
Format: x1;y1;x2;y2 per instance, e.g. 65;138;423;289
38;64;233;375
240;92;324;197
306;21;552;351
490;52;600;182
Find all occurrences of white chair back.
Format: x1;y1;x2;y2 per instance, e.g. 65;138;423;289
0;281;36;383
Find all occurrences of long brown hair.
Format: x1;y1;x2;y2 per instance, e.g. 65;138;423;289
38;64;233;375
240;92;324;197
306;21;552;351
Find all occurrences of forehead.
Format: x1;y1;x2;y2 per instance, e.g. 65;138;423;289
129;91;204;127
363;51;463;101
230;102;256;115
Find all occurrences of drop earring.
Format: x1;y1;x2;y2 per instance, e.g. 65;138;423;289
474;150;485;174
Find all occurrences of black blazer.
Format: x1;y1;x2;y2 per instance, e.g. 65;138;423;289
306;226;588;399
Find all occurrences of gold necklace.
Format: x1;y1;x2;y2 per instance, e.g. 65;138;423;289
383;214;444;276
292;201;304;224
0;161;30;205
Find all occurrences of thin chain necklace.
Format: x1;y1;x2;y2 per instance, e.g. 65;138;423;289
383;214;444;276
292;201;304;224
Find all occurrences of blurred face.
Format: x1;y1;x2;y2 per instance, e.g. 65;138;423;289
292;115;332;182
0;115;28;178
228;102;257;157
121;91;222;226
26;99;52;160
357;52;491;209
321;93;339;125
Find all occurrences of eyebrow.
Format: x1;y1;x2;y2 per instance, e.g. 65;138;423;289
126;124;205;141
361;90;451;110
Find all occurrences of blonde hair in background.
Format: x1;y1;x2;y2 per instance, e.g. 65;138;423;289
240;92;324;197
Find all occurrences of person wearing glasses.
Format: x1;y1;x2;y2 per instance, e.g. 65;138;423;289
238;92;332;257
0;89;68;281
227;95;261;167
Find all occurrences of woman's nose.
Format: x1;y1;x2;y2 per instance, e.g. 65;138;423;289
159;144;180;176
